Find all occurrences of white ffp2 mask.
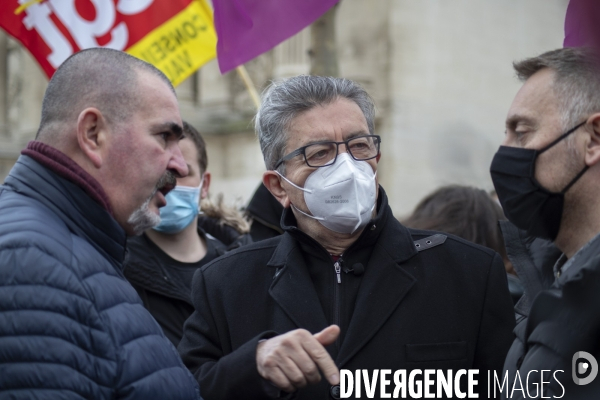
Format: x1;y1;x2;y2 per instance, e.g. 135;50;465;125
277;153;377;234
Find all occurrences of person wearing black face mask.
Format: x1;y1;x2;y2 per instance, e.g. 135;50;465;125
491;120;588;242
491;47;600;399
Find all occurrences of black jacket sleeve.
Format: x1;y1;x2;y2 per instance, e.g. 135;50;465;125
503;259;600;400
178;268;277;400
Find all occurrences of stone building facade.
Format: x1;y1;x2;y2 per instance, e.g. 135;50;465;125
0;0;567;217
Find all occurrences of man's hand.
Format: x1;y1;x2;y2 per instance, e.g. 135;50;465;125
256;325;340;393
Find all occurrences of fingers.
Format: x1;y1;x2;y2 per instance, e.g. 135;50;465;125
256;330;315;392
279;355;309;389
270;365;304;393
256;327;339;392
304;326;340;385
314;325;340;346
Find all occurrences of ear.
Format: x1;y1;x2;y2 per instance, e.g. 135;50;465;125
200;171;211;199
76;108;108;169
263;171;290;208
586;113;600;167
376;153;381;163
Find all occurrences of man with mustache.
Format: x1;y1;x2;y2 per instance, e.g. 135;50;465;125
0;48;201;399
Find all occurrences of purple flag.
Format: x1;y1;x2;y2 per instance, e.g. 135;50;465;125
564;0;600;48
213;0;340;73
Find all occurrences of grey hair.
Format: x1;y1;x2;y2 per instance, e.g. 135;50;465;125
513;47;600;134
255;75;376;171
36;47;174;142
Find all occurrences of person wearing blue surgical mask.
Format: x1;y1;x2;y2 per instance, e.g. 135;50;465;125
153;175;206;234
124;121;250;347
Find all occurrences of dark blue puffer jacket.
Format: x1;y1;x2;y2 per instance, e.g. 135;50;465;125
0;153;201;399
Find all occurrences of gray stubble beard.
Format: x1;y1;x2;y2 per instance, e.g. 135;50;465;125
126;171;176;236
127;192;161;236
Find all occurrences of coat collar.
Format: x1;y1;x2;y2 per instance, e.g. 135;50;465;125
268;232;330;334
499;220;561;317
274;186;418;264
22;141;113;215
4;154;126;269
266;186;418;366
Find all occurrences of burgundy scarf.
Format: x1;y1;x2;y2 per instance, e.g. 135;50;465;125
22;141;113;216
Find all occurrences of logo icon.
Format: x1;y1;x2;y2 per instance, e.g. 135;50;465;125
572;351;598;385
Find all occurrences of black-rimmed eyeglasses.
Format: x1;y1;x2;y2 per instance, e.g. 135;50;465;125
274;135;381;169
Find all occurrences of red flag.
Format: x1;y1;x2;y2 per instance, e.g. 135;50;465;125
213;0;340;74
0;0;217;86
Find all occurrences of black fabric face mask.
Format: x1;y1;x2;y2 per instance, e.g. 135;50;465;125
490;121;588;241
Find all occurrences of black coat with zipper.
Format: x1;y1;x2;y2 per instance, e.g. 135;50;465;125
178;187;515;399
499;221;600;399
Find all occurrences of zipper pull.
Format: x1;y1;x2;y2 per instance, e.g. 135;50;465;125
334;261;341;284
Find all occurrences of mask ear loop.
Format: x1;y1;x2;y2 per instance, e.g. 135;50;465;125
290;204;325;221
560;165;589;194
274;170;323;220
539;121;587;153
535;120;588;195
197;173;205;215
274;170;313;194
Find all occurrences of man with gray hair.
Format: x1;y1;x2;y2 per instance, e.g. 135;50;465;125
179;75;515;399
0;48;201;399
491;47;600;398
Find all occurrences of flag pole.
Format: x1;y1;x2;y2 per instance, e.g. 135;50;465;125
236;65;261;110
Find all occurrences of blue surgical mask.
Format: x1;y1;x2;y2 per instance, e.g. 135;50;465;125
153;176;204;234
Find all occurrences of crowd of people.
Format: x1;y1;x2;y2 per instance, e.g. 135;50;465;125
1;45;600;399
